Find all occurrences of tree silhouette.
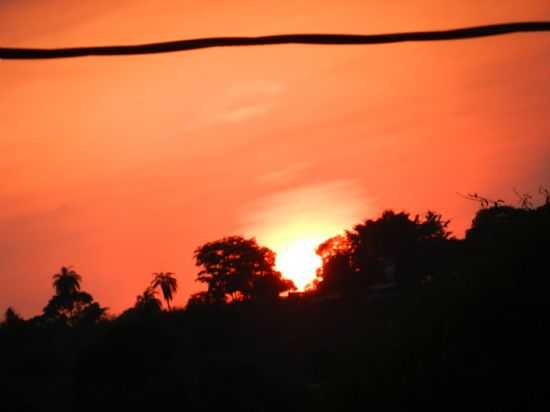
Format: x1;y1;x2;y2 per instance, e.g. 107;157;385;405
43;266;106;326
150;272;178;310
193;236;295;303
53;266;82;296
348;210;452;288
315;235;355;293
2;307;24;328
316;235;351;260
315;253;356;294
134;286;163;314
313;210;453;294
252;272;296;302
186;291;216;309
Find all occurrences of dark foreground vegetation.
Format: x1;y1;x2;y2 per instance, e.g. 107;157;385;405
2;190;549;411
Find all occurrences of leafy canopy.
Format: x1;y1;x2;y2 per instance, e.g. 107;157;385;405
193;236;295;303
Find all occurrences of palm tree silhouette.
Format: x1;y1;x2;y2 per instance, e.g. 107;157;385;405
52;266;82;296
150;272;177;310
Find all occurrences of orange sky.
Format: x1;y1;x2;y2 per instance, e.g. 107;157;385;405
1;1;550;316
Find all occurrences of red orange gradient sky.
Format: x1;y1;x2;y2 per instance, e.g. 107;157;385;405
1;1;550;316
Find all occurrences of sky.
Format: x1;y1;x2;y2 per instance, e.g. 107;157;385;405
1;0;550;316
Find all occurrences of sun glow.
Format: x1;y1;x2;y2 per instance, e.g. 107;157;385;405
274;238;323;290
242;181;371;291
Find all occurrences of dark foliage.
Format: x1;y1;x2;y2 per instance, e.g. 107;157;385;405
150;272;178;310
194;235;295;303
42;267;107;327
1;194;549;411
133;287;163;314
315;210;454;296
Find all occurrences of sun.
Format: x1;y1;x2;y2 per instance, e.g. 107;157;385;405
243;181;370;290
274;238;323;290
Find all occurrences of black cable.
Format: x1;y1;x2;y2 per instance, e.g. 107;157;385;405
1;21;549;60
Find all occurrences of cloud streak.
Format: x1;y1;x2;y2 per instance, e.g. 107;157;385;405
220;103;271;123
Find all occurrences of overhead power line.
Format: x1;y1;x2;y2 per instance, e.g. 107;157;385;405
1;21;549;60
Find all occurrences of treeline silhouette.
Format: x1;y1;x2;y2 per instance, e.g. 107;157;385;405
1;189;549;411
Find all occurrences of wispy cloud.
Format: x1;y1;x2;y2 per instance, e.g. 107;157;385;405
257;161;311;184
216;80;284;124
183;81;284;129
219;103;271;123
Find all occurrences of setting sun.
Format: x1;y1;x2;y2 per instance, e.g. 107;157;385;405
274;238;323;290
241;181;369;291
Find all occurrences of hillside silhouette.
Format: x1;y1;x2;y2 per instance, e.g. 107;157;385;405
1;189;549;410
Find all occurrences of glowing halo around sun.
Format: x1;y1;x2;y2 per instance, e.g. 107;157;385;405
241;180;371;291
274;238;323;290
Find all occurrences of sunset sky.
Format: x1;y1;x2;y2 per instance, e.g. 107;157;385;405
1;1;550;316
